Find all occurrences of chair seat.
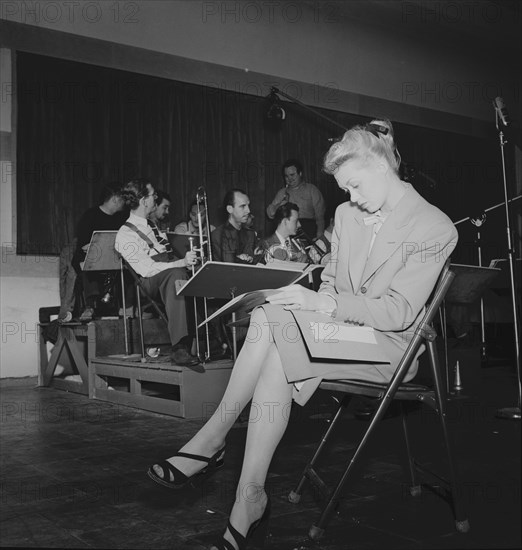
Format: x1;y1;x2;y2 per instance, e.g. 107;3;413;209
320;378;432;401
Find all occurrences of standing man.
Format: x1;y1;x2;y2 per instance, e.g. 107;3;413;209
211;189;256;264
266;159;326;239
115;179;198;366
260;203;308;264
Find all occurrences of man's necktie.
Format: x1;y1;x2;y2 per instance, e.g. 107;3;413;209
284;238;294;261
148;221;173;253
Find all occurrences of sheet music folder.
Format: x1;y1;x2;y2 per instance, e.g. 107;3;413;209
444;263;501;305
82;231;120;271
177;261;323;300
291;310;390;363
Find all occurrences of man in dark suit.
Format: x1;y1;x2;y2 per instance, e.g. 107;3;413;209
211;189;256;264
260;202;308;264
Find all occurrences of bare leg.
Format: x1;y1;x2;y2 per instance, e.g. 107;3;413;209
216;342;292;549
152;308;278;479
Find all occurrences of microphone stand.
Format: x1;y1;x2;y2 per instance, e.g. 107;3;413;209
452;213;488;364
493;113;521;420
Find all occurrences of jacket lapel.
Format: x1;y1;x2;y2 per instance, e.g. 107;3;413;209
360;186;419;287
348;210;374;292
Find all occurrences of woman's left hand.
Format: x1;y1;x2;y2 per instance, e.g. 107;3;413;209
266;285;335;311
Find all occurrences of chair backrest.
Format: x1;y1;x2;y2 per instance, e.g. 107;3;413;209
423;261;455;326
386;261;455;387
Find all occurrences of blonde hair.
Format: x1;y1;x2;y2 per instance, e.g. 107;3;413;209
323;118;400;175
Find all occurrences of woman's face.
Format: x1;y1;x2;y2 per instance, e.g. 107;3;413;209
334;157;390;213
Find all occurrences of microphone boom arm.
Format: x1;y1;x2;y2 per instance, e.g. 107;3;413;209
270;87;348;133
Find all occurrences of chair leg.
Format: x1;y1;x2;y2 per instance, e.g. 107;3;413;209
136;286;146;362
427;340;470;533
399;402;421;497
288;396;350;505
310;389;400;541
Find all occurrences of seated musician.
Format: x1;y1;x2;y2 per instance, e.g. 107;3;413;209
307;213;335;265
173;198;216;235
211;189;256;264
259;202;308;264
147;119;458;550
115;178;199;366
148;190;172;232
71;182;127;320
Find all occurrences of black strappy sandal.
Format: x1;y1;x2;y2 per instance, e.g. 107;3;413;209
147;446;225;489
211;497;271;550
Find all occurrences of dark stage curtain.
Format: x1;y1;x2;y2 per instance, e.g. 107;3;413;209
17;52;511;266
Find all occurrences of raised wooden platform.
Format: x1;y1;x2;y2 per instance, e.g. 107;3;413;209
90;355;233;419
38;318;171;395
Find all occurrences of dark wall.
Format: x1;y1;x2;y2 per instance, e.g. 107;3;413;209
17;52;516;264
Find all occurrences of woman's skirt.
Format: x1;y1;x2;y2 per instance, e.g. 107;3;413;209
257;304;418;406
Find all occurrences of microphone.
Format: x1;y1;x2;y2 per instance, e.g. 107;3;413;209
493;97;510;126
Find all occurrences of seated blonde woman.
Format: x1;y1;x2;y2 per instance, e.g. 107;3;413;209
147;119;458;550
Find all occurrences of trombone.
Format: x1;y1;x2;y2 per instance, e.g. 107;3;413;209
188;186;213;361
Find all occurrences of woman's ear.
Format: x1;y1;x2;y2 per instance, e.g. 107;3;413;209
375;159;389;173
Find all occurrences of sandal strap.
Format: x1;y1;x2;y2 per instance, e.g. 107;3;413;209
227;520;247;550
154;460;188;484
176;447;225;467
175;451;214;464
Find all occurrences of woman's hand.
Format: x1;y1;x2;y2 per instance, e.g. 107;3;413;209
184;250;198;267
266;285;336;311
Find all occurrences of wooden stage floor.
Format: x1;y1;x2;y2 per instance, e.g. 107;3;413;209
1;342;520;549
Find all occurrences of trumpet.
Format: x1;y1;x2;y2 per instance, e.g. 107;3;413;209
293;227;330;264
188;186;213;361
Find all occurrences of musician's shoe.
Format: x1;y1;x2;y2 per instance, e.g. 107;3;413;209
170;345;199;367
79;307;94;321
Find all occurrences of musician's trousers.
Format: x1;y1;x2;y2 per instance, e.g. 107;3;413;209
140;267;188;347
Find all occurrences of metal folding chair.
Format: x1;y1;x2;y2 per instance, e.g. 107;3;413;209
288;264;470;540
119;257;168;360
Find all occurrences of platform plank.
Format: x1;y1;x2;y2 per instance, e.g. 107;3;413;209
90;356;233;419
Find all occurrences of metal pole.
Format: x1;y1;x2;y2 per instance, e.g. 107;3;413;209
495;121;521;420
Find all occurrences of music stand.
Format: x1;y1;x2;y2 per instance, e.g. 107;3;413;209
442;263;500;396
177;261;314;359
82;231;120;271
177;261;309;299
